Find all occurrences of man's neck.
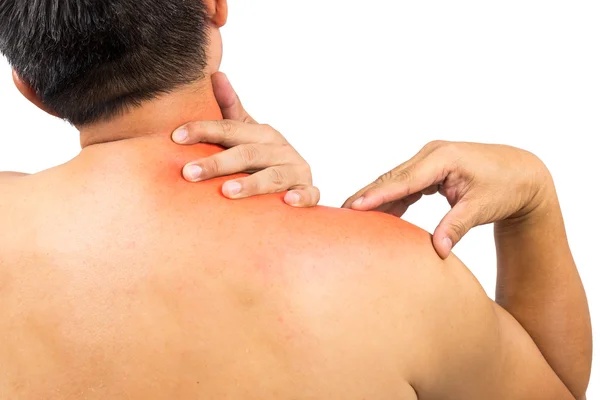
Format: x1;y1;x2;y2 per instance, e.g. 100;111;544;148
79;79;223;148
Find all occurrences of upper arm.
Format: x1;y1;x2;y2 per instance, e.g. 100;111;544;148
410;253;575;400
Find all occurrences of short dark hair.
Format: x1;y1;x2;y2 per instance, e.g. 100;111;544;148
0;1;211;125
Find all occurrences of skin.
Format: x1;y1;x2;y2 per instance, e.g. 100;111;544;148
0;0;590;398
175;72;320;206
0;145;575;399
176;92;593;399
177;83;592;399
342;142;593;398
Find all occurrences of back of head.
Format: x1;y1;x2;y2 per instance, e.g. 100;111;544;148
0;0;211;125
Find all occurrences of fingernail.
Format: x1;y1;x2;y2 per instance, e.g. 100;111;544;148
352;197;365;208
442;237;453;253
222;73;231;86
223;181;242;197
183;165;202;181
285;191;301;206
173;127;188;143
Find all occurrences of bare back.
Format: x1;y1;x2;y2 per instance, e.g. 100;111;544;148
0;136;574;399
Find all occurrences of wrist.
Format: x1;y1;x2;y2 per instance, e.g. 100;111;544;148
498;170;559;232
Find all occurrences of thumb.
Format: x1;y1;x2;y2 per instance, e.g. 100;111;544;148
211;72;257;123
432;202;480;259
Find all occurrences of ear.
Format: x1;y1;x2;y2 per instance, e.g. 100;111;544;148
204;0;228;27
12;71;59;117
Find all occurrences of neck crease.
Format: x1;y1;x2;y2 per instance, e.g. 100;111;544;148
79;80;223;148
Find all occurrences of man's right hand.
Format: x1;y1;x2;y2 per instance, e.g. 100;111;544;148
342;141;554;259
342;140;592;397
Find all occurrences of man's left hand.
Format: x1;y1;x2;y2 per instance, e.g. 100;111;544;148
172;72;319;207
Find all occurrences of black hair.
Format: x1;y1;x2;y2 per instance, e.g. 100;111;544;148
0;0;211;125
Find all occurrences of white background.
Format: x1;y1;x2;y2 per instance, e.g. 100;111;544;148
0;0;598;394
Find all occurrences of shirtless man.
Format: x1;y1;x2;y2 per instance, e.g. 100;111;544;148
0;1;591;399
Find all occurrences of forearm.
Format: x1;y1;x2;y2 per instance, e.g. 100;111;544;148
494;185;592;398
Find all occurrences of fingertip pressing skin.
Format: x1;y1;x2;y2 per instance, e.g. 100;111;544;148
172;127;189;143
283;191;300;205
351;196;365;209
440;237;453;259
222;180;242;198
341;194;364;209
285;187;321;208
183;164;203;182
432;231;453;259
351;192;383;210
287;190;322;208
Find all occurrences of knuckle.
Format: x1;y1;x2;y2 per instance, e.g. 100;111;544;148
219;120;238;141
281;143;301;160
237;144;260;167
262;124;285;142
448;219;468;239
375;170;395;185
268;168;286;187
424;140;446;151
438;141;461;158
206;157;222;176
297;162;313;182
280;142;294;152
391;167;413;184
475;202;492;223
259;124;274;135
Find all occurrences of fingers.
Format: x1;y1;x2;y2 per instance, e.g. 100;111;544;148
284;186;321;207
182;144;290;182
345;153;446;211
173;120;284;148
219;166;313;200
421;184;440;196
172;71;316;206
211;72;256;123
174;119;316;205
342;148;433;209
373;192;424;217
432;202;480;259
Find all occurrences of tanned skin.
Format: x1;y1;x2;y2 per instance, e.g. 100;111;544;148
0;81;577;399
0;0;588;397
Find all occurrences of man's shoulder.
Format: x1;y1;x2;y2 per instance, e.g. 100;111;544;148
0;171;30;195
0;167;65;202
275;209;526;397
0;171;29;179
0;166;77;241
0;172;29;207
275;208;448;330
273;203;436;256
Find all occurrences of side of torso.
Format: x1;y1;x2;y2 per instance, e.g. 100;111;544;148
0;140;427;399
